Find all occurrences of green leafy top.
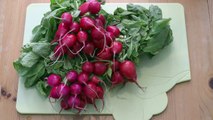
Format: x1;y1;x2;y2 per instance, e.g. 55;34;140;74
102;4;173;63
13;0;86;89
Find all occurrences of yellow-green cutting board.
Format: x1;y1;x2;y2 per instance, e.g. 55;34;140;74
16;3;190;120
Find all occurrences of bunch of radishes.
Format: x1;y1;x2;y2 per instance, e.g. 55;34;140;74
47;0;143;113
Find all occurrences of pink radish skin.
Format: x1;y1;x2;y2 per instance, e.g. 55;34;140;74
70;83;82;95
97;14;106;25
86;97;93;104
83;42;95;55
61;12;73;26
88;0;97;2
83;82;97;99
95;18;104;28
78;72;89;84
61;34;77;48
96;85;105;111
55;26;68;40
88;1;101;14
90;75;101;84
72;42;83;53
106;26;120;37
80;17;95;30
60;98;70;110
82;62;94;74
54;45;67;58
119;61;145;90
67;50;76;59
111;71;125;87
97;48;112;60
93;38;104;49
105;32;115;46
57;84;70;98
70;22;80;33
75;100;86;111
93;62;108;76
47;74;61;87
96;85;104;99
73;31;88;54
111;41;123;54
119;60;137;81
49;86;60;99
91;27;105;40
79;2;90;16
77;31;88;43
68;96;81;109
111;60;120;72
58;22;69;30
66;70;78;83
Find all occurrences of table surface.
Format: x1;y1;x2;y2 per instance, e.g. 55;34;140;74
0;0;212;120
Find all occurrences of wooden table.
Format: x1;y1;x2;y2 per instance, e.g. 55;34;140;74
0;0;212;119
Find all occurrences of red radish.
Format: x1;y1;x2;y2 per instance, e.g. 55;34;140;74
70;22;80;33
61;12;73;25
49;86;60;99
80;17;95;30
111;60;120;72
88;0;97;2
90;75;107;92
93;62;107;76
106;26;120;37
72;42;83;53
60;98;70;110
97;48;112;60
61;34;77;47
96;85;105;111
83;82;97;99
49;84;69;99
83;42;95;55
70;83;82;95
68;96;81;109
57;84;70;98
91;27;105;40
96;85;104;99
73;31;88;54
66;70;78;82
58;22;69;30
120;60;137;81
95;18;104;28
67;50;76;59
55;26;68;40
77;31;88;43
93;38;104;49
79;2;90;16
111;41;123;54
97;14;106;25
119;60;144;90
86;97;93;104
54;45;67;58
72;95;87;112
83;82;103;112
82;62;94;74
47;74;61;87
111;71;124;87
78;72;89;84
105;32;115;46
88;1;101;14
75;100;86;111
90;75;101;84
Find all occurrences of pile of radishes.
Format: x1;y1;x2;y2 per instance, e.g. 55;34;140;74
47;0;143;113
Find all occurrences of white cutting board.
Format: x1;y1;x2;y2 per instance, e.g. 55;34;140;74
16;3;190;120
